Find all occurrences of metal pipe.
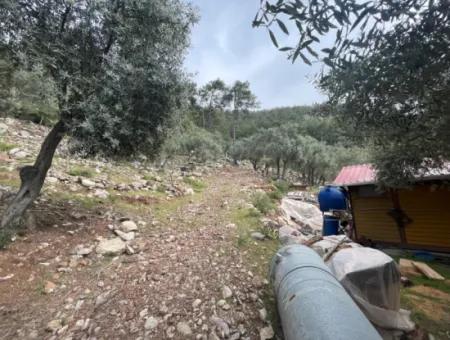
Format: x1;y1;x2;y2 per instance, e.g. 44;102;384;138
271;245;381;340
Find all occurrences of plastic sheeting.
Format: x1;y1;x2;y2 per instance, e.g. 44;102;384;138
312;236;415;334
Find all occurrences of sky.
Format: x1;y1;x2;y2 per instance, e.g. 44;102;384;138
184;0;326;109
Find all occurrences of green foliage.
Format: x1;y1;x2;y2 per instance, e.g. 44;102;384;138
183;176;206;192
1;0;198;157
0;140;15;152
0;229;12;249
252;192;275;214
162;125;224;162
273;180;290;194
0;60;58;125
68;166;94;178
256;0;450;186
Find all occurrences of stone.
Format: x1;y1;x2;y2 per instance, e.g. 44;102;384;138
96;238;126;255
46;319;62;332
94;189;109;199
44;281;56;294
222;285;233;299
192;299;202;308
114;229;135;241
8;148;28;159
95;290;112;307
80;178;96;188
73;244;92;256
120;220;138;232
0;122;8;134
144;316;158;330
251;232;265;241
210;316;229;338
185;188;195;195
259;326;274;340
176;322;192;336
46;177;58;184
20;130;31;138
258;308;267;321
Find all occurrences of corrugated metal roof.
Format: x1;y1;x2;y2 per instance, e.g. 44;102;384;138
333;162;450;186
333;164;376;186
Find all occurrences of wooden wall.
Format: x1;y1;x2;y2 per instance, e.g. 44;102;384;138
349;183;450;252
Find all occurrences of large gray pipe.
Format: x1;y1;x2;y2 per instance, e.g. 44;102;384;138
271;245;381;340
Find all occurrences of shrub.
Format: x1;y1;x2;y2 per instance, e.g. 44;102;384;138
0;140;15;152
183;176;206;192
68;166;94;178
252;192;275;214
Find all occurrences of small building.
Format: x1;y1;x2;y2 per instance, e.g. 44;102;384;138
334;164;450;252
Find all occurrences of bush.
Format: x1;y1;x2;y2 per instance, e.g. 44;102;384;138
252;192;275;214
162;125;224;162
0;140;15;152
68;166;95;178
273;179;290;194
183;176;206;192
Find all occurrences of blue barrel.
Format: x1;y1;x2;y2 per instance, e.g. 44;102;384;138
323;216;340;236
318;186;347;212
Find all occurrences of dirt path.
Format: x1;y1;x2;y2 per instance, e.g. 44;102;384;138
0;167;277;339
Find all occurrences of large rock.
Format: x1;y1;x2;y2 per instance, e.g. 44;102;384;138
120;220;138;232
80;178;96;188
114;229;135;241
281;198;322;232
93;189;109;199
8;148;28;159
176;322;192;336
0;122;8;134
96;238;126;255
251;232;265;241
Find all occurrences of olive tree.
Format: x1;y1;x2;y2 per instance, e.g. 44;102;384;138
254;0;450;186
0;0;197;229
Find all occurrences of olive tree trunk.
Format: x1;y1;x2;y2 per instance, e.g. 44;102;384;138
1;121;66;229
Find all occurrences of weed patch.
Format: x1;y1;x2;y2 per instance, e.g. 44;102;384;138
251;192;275;214
68;166;95;178
183;176;206;192
0;140;16;152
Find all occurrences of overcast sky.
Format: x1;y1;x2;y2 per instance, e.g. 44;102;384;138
184;0;326;109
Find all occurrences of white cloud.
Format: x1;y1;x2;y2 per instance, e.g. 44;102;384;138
184;0;326;108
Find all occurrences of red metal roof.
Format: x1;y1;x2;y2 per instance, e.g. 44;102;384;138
333;162;450;186
333;164;376;186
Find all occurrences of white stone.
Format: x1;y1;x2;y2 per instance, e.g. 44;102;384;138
94;189;109;199
144;316;158;330
222;285;232;299
80;178;96;188
95;238;126;255
120;220;138;232
260;326;274;340
258;308;267;321
0;122;8;134
46;319;62;332
46;176;58;184
114;229;135;241
176;322;192;336
251;232;265;241
192;299;202;308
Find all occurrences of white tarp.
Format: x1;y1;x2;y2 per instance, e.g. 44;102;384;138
311;237;415;335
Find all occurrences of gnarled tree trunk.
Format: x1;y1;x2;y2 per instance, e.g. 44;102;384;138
1;121;66;229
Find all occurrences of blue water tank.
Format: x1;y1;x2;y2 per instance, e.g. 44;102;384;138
318;186;347;212
323;216;340;236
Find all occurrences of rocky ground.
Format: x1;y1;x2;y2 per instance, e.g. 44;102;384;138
0;118;281;340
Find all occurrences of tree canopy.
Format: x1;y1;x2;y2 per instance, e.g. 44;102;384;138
0;0;198;229
254;0;450;186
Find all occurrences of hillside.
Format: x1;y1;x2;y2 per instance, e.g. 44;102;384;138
0;118;279;339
